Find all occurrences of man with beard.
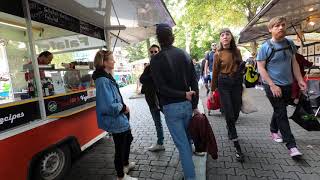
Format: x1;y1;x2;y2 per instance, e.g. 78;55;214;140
256;16;307;158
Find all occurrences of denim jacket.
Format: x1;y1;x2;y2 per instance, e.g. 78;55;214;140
93;70;130;133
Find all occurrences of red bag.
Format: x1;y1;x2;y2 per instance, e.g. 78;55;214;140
207;90;220;110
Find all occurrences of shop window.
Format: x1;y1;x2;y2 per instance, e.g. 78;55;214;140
32;23;105;95
0;12;41;132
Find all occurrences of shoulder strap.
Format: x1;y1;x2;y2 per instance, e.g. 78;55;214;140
265;40;276;65
265;39;294;66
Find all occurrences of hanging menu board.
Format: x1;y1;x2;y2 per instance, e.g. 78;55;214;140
29;1;105;40
29;1;80;33
80;21;105;40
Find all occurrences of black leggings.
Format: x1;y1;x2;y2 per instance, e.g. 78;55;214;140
112;130;133;177
218;74;242;140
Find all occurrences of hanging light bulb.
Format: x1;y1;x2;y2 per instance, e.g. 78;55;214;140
309;21;315;26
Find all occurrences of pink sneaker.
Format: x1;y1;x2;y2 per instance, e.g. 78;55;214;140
289;147;303;157
271;133;283;143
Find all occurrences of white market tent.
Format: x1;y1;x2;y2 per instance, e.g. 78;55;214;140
239;0;320;44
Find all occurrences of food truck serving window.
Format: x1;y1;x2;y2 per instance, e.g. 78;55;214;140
0;12;41;132
30;21;103;116
0;10;104;133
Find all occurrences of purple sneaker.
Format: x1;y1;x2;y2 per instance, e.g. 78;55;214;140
271;133;283;143
289;147;303;157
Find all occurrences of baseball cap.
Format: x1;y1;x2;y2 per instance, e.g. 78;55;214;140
156;23;172;34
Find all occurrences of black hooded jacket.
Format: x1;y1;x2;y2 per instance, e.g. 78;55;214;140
150;45;199;109
140;65;160;109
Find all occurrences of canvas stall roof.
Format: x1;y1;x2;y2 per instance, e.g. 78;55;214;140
239;0;320;44
32;0;175;44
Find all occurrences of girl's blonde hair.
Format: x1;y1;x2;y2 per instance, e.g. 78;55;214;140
94;50;113;70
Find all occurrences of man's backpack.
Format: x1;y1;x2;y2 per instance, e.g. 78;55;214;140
265;38;295;67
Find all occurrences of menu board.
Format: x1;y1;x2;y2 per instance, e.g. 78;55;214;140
29;1;105;40
29;1;80;33
80;21;105;40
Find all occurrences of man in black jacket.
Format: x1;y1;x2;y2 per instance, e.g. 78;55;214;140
150;23;200;180
140;44;165;152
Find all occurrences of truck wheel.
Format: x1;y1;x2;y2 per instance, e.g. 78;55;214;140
33;145;71;180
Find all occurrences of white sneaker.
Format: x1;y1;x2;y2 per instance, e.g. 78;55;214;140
194;151;206;156
117;174;138;180
289;147;303;157
123;162;136;174
147;144;165;152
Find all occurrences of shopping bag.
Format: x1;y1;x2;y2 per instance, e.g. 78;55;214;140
241;87;258;114
207;90;220;110
290;94;320;131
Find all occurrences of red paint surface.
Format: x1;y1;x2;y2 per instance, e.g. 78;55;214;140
0;108;103;180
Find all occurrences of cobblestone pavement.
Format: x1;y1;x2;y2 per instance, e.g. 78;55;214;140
203;88;320;180
64;85;320;180
65;85;185;180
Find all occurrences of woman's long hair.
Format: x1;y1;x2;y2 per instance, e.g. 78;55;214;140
218;28;241;64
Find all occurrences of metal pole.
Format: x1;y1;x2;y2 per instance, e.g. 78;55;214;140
22;0;47;119
104;0;112;50
146;38;150;51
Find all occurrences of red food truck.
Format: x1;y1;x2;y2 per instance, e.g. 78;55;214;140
0;0;174;180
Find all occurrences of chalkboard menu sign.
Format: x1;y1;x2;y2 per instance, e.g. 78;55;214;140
0;0;24;17
0;101;40;132
80;21;105;40
29;1;80;33
28;1;105;40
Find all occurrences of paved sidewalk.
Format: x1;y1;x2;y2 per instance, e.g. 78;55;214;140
65;85;206;180
203;88;320;180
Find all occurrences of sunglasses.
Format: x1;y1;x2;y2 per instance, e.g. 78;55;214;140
150;51;158;54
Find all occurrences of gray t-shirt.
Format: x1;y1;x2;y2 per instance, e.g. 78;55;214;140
256;38;297;86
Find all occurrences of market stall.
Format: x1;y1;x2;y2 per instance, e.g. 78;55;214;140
239;0;320;129
0;0;174;180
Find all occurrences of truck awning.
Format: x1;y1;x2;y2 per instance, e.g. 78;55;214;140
31;0;175;44
239;0;320;44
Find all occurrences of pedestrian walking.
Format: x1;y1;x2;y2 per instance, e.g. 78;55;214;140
193;58;201;81
256;16;307;158
140;44;165;152
92;50;137;180
204;43;217;95
211;28;245;162
150;23;200;180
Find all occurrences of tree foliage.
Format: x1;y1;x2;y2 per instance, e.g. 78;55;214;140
124;41;148;62
174;0;267;59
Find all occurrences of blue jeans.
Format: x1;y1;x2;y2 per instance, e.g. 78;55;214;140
150;108;164;145
163;101;195;180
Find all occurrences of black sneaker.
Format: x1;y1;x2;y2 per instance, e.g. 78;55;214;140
235;151;245;162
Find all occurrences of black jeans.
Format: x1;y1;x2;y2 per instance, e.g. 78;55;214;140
218;74;242;140
112;130;133;177
264;84;296;149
